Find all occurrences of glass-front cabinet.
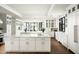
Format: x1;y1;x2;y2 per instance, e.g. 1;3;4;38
46;20;54;28
46;20;55;31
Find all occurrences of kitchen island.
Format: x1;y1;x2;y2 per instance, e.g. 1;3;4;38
4;33;51;52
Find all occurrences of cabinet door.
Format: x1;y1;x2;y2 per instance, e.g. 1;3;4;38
5;41;12;52
4;35;12;52
76;11;79;53
43;38;51;52
36;38;51;52
36;39;43;51
27;38;35;52
20;38;35;52
29;38;36;52
20;39;29;52
11;40;19;52
67;13;78;53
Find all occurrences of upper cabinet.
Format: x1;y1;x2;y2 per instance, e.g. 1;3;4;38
46;20;55;32
46;20;54;28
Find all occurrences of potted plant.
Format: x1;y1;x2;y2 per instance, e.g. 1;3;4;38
41;28;45;32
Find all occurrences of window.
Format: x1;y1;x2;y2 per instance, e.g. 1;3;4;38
25;22;42;32
59;17;65;32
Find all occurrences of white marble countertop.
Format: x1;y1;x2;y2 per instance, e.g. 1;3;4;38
16;33;51;38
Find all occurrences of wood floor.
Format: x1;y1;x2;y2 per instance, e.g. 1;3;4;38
51;39;74;54
0;38;74;54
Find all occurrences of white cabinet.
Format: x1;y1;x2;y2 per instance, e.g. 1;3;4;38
36;38;43;51
20;38;29;51
67;11;78;53
11;40;19;52
36;37;50;52
5;37;19;52
56;32;60;41
58;32;68;48
27;38;35;51
46;20;55;28
67;13;75;52
43;38;50;52
5;37;51;52
75;11;79;44
5;40;12;52
4;35;12;52
20;37;35;52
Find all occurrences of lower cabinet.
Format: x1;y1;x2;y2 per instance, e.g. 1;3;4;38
4;36;12;52
5;41;12;52
27;39;35;51
20;38;35;52
11;40;19;52
36;37;50;52
36;38;43;51
5;37;51;52
20;40;29;52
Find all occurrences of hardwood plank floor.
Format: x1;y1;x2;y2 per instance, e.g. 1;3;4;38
0;38;74;54
51;39;74;54
0;44;5;54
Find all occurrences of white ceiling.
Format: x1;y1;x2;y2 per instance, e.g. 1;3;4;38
7;4;51;17
48;4;70;17
0;4;70;19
